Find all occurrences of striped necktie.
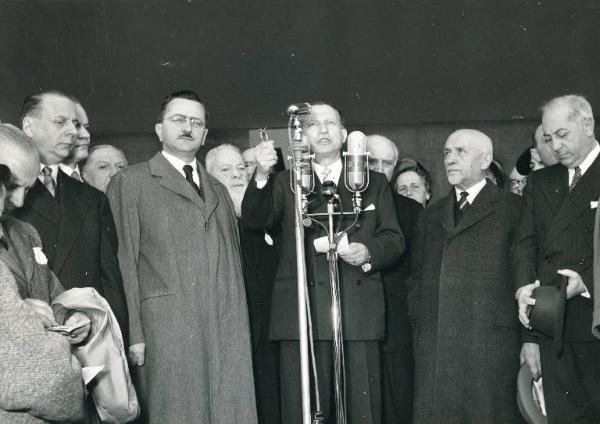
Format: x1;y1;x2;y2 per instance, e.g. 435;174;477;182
569;166;582;192
71;169;83;182
41;166;56;197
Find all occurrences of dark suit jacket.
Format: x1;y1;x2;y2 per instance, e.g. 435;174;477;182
381;193;422;353
513;159;600;342
12;170;128;342
0;216;63;303
242;167;404;341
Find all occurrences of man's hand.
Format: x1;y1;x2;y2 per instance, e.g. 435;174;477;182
515;280;540;328
23;298;57;328
520;342;542;381
557;269;588;299
129;343;146;367
64;311;91;345
338;242;370;267
253;140;278;182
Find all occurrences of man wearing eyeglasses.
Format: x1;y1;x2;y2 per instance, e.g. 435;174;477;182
106;90;257;424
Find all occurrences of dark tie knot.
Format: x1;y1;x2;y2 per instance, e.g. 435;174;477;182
458;190;469;208
183;165;194;178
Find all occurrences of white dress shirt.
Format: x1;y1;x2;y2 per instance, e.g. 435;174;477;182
568;142;600;185
161;151;200;186
454;178;487;205
38;164;59;185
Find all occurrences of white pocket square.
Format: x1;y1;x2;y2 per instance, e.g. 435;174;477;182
32;247;48;265
364;203;376;211
591;201;598;209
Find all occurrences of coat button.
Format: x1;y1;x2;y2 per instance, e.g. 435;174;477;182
579;258;585;265
309;280;315;287
544;255;552;264
356;279;362;286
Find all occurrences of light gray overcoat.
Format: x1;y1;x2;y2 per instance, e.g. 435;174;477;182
107;153;256;424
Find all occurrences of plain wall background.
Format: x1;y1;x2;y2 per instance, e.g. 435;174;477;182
2;0;598;200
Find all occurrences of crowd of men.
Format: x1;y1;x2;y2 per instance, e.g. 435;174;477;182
0;89;599;424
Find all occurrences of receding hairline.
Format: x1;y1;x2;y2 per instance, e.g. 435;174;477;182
446;129;493;156
205;143;243;173
541;94;594;125
366;134;399;161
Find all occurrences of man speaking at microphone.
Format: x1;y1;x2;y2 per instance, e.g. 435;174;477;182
242;102;404;423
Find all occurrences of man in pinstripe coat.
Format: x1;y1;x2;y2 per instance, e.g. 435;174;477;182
515;94;600;423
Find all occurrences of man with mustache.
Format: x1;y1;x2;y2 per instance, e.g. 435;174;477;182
242;102;404;423
107;91;256;423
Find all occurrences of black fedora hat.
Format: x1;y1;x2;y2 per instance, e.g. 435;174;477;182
516;363;548;424
529;279;567;357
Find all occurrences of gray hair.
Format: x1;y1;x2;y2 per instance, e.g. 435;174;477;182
541;94;594;124
205;143;242;174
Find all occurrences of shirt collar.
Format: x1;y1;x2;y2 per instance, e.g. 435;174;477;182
312;159;343;184
161;151;198;174
454;178;487;205
571;141;600;175
58;163;79;176
38;164;59;183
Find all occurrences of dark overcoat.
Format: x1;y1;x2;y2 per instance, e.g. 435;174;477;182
242;168;404;341
408;183;523;424
107;153;256;424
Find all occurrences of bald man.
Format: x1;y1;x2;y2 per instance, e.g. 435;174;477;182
367;134;398;181
408;129;523;423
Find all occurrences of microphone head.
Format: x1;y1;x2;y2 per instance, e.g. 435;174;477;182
321;180;337;199
347;131;367;154
287;102;312;116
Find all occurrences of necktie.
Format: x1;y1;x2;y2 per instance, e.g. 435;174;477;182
569;166;582;192
183;165;203;200
41;166;56;197
454;191;469;224
71;169;83;182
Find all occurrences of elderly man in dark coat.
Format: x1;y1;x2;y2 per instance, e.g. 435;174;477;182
107;90;256;424
408;129;523;423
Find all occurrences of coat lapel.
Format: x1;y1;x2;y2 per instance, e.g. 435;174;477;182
53;171;90;273
27;180;60;225
149;153;206;218
438;183;498;238
197;161;219;221
546;157;600;245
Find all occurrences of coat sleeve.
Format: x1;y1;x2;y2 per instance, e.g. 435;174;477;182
99;192;130;345
0;261;84;422
511;175;541;344
361;176;405;272
24;221;64;302
406;212;425;322
241;172;286;231
106;172;143;346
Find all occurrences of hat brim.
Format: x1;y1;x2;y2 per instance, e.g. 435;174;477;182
517;363;548;424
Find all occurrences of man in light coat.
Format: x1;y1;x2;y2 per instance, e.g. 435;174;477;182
107;90;256;424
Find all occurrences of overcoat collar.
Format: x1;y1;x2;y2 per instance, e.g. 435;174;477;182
148;152;219;221
438;181;499;237
545;157;600;245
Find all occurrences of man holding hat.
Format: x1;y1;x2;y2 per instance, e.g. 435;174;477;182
514;94;600;423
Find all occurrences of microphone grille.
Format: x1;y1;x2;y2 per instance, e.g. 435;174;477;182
347;131;366;154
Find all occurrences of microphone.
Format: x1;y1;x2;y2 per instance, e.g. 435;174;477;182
344;131;369;192
287;102;312;116
321;180;337;199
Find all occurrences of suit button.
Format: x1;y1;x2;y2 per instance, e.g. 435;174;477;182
544;255;552;264
309;280;315;287
357;279;362;286
579;258;585;265
356;224;361;229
